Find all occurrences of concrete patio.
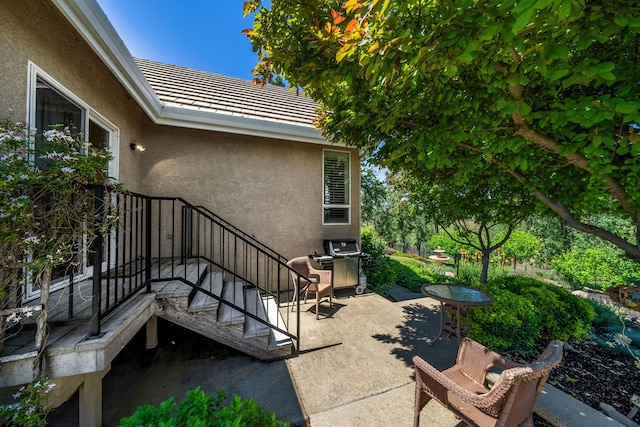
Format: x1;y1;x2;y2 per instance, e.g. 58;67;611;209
281;285;462;426
44;284;623;426
44;285;460;426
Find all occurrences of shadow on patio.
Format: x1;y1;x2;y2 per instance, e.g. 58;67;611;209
47;285;464;427
372;302;454;371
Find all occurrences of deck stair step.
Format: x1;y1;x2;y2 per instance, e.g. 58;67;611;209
150;260;290;358
217;281;245;325
188;271;223;313
184;262;209;286
152;279;192;299
152;262;208;298
263;296;293;350
244;288;270;338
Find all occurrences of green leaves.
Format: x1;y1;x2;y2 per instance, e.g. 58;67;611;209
511;4;535;33
0;379;55;426
558;0;573;20
518;101;532;116
548;68;569;82
0;121;120;287
248;0;640;262
478;24;502;41
614;101;640;116
584;61;616;79
119;388;290;427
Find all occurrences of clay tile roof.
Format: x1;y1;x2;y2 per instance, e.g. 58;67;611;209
135;58;318;128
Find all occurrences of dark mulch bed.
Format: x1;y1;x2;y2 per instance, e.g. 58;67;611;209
528;288;640;426
529;334;640;426
550;339;639;418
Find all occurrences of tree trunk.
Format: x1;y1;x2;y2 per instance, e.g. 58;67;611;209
0;266;21;355
480;252;490;284
34;268;51;376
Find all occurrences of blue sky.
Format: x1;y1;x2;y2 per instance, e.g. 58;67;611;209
97;1;260;81
97;1;386;178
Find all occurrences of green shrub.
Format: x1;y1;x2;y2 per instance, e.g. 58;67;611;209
501;276;595;341
361;223;386;258
389;258;427;292
364;255;396;294
470;282;540;353
361;224;396;293
119;387;289;427
0;379;54;427
469;277;595;354
551;248;640;290
587;299;621;328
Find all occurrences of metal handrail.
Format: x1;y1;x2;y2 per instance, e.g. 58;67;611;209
194;205;289;264
179;201;302;347
84;187;302;355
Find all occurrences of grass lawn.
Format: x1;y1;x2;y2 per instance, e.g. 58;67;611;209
387;255;459;292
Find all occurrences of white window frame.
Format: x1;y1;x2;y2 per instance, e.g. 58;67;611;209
322;149;351;225
24;62;119;299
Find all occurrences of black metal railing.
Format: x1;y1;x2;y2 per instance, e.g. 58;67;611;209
193;205;289;266
65;186;306;355
97;190;150;321
41;186;313;355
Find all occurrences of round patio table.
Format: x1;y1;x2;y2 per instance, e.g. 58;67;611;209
421;284;493;345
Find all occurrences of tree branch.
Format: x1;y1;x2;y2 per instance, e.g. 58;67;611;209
512;125;636;216
476;149;640;262
503;47;635;216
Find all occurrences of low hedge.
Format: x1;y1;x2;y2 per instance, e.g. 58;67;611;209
389;257;430;292
470;277;595;353
470;282;540;353
389;256;460;293
502;276;595;342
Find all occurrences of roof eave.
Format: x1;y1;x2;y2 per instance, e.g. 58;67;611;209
50;0;331;145
51;0;163;119
158;106;331;145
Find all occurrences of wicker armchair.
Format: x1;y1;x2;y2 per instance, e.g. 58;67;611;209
287;256;333;319
413;338;563;427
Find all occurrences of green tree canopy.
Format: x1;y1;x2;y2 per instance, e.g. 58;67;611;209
393;169;535;282
498;229;542;267
360;163;387;226
245;0;640;262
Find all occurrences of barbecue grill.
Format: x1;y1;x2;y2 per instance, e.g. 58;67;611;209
312;238;368;294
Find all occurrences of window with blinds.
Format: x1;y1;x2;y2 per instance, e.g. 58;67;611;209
323;150;350;224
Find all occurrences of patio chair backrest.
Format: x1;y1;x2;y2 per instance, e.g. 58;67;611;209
496;340;563;427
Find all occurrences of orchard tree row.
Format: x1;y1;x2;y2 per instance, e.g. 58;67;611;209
362;162;640;288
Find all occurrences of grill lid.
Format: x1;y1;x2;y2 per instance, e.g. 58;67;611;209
324;239;360;257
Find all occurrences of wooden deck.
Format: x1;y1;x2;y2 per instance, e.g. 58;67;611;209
0;259;293;388
34;259;206;324
0;260;200;387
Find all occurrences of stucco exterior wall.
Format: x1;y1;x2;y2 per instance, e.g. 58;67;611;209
138;124;361;259
0;0;361;260
0;0;145;188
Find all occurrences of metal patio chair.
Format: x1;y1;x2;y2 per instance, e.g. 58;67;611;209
287;256;333;319
413;338;563;427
